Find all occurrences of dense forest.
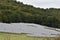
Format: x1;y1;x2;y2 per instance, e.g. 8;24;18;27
0;0;60;28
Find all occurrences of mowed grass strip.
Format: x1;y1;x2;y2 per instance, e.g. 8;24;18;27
0;32;59;40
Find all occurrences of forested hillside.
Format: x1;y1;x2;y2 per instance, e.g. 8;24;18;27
0;0;60;28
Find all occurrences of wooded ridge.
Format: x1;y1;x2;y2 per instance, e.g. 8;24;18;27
0;0;60;28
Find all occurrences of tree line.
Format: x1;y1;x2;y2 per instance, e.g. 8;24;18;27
0;0;60;28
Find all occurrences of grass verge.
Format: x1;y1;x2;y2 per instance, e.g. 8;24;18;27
0;32;59;40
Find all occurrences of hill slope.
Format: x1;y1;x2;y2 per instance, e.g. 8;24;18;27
0;0;60;28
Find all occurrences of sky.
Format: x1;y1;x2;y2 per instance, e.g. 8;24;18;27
16;0;60;8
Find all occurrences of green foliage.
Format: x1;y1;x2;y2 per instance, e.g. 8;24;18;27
0;0;60;28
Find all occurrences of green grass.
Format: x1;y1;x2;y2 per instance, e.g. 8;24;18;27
0;32;59;40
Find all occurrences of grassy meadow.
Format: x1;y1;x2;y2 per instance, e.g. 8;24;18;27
0;32;60;40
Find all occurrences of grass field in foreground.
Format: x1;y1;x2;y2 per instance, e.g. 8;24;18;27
0;32;59;40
